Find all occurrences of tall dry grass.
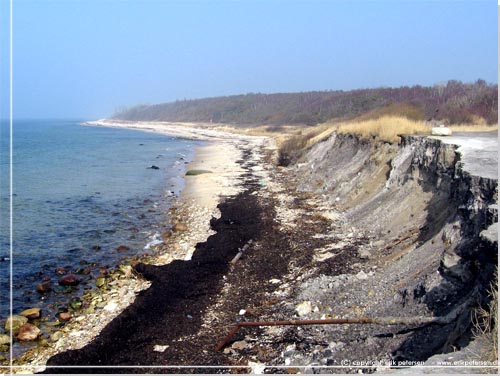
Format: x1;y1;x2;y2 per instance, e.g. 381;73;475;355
321;115;497;143
334;116;431;142
450;124;498;133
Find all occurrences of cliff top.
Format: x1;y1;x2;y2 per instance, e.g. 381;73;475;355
431;131;498;180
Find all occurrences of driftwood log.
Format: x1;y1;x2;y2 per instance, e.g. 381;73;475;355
215;299;472;351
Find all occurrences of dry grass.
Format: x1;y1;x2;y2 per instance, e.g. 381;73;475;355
333;116;431;143
319;116;498;143
450;124;498;132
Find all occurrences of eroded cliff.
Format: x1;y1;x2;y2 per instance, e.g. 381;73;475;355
284;131;498;366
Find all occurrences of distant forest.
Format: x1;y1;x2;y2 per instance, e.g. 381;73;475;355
113;80;498;126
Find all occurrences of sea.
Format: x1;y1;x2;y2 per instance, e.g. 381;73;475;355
0;119;200;340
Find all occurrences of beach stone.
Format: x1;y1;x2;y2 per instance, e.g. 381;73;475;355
104;302;118;312
59;274;80;286
5;315;28;332
55;267;66;275
77;267;91;275
119;264;133;278
358;248;371;259
149;165;160;170
172;223;188;232
116;245;131;252
95;277;106;287
231;340;250;350
296;301;312;317
162;231;172;239
44;320;61;327
0;334;10;345
69;299;83;311
356;271;368;280
50;331;64;342
16;323;41;341
36;281;52;293
19;308;41;319
153;344;169;352
58;312;72;321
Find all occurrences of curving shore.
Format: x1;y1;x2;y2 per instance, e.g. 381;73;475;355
5;120;271;373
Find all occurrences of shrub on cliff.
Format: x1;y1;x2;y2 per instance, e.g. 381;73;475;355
278;132;317;166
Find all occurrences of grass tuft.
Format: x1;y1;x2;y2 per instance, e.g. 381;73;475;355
472;274;498;362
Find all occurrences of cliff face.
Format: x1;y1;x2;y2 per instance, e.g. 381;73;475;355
291;132;497;360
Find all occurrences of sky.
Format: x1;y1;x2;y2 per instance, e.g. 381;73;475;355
0;0;498;120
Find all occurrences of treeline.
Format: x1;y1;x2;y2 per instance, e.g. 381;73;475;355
113;80;497;126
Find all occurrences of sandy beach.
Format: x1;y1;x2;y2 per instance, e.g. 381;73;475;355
5;120;272;373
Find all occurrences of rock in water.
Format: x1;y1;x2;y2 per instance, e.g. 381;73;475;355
0;334;10;345
58;274;80;286
185;169;213;176
20;308;41;319
36;281;52;293
17;323;41;341
116;245;131;252
58;312;72;321
5;315;28;332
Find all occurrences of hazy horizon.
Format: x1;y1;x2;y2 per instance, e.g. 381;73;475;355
1;0;497;120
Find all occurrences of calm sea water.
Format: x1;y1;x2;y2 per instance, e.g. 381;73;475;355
0;119;200;323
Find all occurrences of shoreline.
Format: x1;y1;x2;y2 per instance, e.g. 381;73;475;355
6;120;270;373
4;121;496;373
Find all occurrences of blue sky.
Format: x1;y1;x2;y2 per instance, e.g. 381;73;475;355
0;0;498;120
